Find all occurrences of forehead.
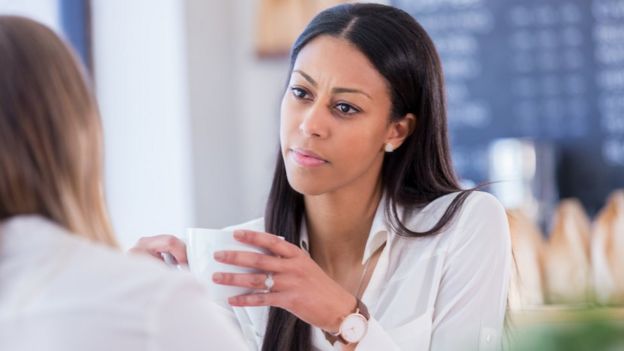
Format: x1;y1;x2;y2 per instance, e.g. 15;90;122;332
292;35;389;93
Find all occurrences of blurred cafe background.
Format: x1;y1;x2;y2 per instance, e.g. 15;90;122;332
2;0;623;347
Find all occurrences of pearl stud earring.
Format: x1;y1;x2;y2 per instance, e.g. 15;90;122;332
384;143;394;152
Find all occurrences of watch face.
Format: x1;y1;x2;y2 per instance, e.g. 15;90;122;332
340;314;368;343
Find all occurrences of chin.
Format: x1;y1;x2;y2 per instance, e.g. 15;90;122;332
286;173;331;196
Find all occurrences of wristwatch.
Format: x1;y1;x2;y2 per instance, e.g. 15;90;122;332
324;298;370;345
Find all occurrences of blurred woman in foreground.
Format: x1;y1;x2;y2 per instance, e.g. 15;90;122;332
0;16;247;351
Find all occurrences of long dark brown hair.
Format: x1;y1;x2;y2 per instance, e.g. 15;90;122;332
263;3;474;350
0;16;116;246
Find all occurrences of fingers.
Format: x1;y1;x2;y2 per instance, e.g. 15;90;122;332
214;250;282;272
227;292;285;307
128;235;188;264
233;230;301;258
212;272;275;291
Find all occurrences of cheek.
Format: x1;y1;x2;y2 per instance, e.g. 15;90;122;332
279;96;294;149
345;124;386;154
332;125;387;169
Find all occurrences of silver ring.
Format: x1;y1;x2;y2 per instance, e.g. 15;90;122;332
264;272;274;291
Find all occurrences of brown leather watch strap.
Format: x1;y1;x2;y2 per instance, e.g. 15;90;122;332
323;298;370;345
356;298;370;320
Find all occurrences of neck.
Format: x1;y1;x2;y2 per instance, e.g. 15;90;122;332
304;179;383;277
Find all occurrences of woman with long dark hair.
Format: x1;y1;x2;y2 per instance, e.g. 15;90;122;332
133;3;511;350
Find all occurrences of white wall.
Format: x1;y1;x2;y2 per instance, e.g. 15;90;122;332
92;0;194;248
231;0;289;221
0;0;59;31
184;0;291;229
91;0;286;247
183;0;264;229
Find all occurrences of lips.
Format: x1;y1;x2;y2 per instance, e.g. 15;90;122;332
290;148;328;167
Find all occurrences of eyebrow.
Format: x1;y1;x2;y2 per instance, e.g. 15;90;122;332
292;70;372;100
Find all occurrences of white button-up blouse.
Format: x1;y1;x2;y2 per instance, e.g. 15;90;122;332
227;191;512;351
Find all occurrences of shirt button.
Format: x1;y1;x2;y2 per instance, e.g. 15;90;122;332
480;328;497;350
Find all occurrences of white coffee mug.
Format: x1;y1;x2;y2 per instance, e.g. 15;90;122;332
186;228;269;306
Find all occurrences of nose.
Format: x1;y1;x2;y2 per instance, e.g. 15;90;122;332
298;104;329;139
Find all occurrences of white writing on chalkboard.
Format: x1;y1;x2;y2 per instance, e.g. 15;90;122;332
449;103;490;128
599;94;624;111
603;138;624;165
594;24;624;43
398;0;494;131
393;0;624;212
593;0;624;20
602;113;624;134
419;10;493;33
597;69;624;90
444;58;481;79
511;4;583;27
435;34;478;55
595;44;624;65
396;0;483;13
594;0;624;168
508;3;589;138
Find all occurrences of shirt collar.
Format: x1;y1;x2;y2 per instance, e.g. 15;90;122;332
298;194;390;265
0;215;73;257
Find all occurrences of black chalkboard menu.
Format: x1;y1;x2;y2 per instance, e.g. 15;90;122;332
393;0;624;214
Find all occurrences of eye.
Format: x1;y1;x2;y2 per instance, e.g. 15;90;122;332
334;102;360;115
291;87;310;100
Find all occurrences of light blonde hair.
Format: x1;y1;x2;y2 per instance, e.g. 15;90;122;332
0;16;117;247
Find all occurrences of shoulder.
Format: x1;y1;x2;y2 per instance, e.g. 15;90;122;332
412;191;505;225
399;191;509;249
69;236;206;305
0;216;221;344
456;191;508;229
458;191;506;219
443;191;510;252
426;191;504;216
69;241;248;349
224;217;265;232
